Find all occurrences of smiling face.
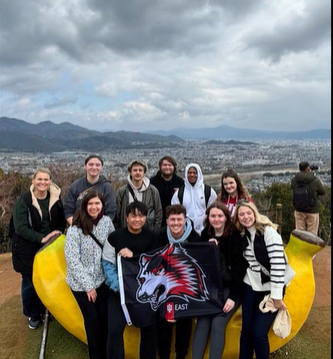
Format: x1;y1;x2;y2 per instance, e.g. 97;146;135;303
85;158;102;180
208;207;227;232
32;172;51;196
222;177;238;197
126;209;146;233
166;213;186;239
187;167;198;185
160;160;175;180
86;196;103;219
237;205;255;228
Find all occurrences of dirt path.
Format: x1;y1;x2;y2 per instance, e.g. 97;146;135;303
0;253;21;305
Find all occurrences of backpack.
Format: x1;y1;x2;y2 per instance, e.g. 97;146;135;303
292;180;315;212
8;192;33;239
177;184;212;207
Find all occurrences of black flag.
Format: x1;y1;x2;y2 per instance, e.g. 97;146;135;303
118;242;224;327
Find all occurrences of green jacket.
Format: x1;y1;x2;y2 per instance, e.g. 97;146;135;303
114;177;162;232
291;172;326;213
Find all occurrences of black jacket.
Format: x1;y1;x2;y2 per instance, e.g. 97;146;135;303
242;228;271;284
201;226;245;302
150;171;184;226
12;187;66;275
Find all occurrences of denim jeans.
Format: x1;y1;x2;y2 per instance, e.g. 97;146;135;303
21;273;44;318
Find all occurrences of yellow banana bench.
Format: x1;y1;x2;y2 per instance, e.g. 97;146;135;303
33;229;325;358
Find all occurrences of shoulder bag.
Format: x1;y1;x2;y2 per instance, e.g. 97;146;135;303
89;232;103;250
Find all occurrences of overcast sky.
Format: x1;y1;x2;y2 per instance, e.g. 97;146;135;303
1;0;331;133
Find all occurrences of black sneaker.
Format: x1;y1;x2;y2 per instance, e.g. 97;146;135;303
28;316;42;329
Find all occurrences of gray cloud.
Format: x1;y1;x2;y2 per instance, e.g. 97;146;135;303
0;0;331;132
44;96;78;109
245;2;331;61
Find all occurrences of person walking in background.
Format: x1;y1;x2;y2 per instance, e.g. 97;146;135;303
171;163;217;234
150;156;184;227
114;159;162;231
291;161;326;235
192;202;244;359
12;168;66;329
157;204;201;359
217;169;253;218
65;190;115;359
233;200;287;359
63;155;117;225
102;201;160;359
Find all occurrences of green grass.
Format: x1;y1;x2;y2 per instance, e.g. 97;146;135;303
0;295;88;359
41;320;89;359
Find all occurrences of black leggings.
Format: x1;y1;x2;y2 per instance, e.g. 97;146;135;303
72;283;109;359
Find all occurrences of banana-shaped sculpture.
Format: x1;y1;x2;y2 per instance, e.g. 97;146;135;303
33;229;325;358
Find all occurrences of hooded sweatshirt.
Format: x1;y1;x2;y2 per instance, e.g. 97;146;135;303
114;175;163;231
171;163;217;234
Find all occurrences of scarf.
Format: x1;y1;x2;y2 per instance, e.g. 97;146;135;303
167;218;193;243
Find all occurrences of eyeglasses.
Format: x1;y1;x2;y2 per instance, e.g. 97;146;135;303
236;199;250;205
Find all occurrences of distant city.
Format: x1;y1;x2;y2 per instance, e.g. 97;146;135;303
0;139;331;193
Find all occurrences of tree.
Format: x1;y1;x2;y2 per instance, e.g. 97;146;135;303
253;183;331;245
0;171;31;244
252;183;294;242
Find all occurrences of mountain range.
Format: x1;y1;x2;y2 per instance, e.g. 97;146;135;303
0;117;330;152
0;117;183;152
147;125;331;140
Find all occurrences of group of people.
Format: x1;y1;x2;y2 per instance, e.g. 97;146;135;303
10;155;325;359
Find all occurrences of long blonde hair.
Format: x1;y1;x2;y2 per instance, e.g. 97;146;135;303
233;200;277;235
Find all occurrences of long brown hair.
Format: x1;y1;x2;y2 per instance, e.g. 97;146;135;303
72;190;105;235
218;169;250;202
204;201;235;237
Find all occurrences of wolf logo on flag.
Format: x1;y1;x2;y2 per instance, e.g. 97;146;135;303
119;242;223;327
136;243;209;311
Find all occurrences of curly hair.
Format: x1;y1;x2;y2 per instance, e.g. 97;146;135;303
165;204;186;219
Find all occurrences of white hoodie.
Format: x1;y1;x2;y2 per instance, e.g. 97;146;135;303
171;163;217;234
